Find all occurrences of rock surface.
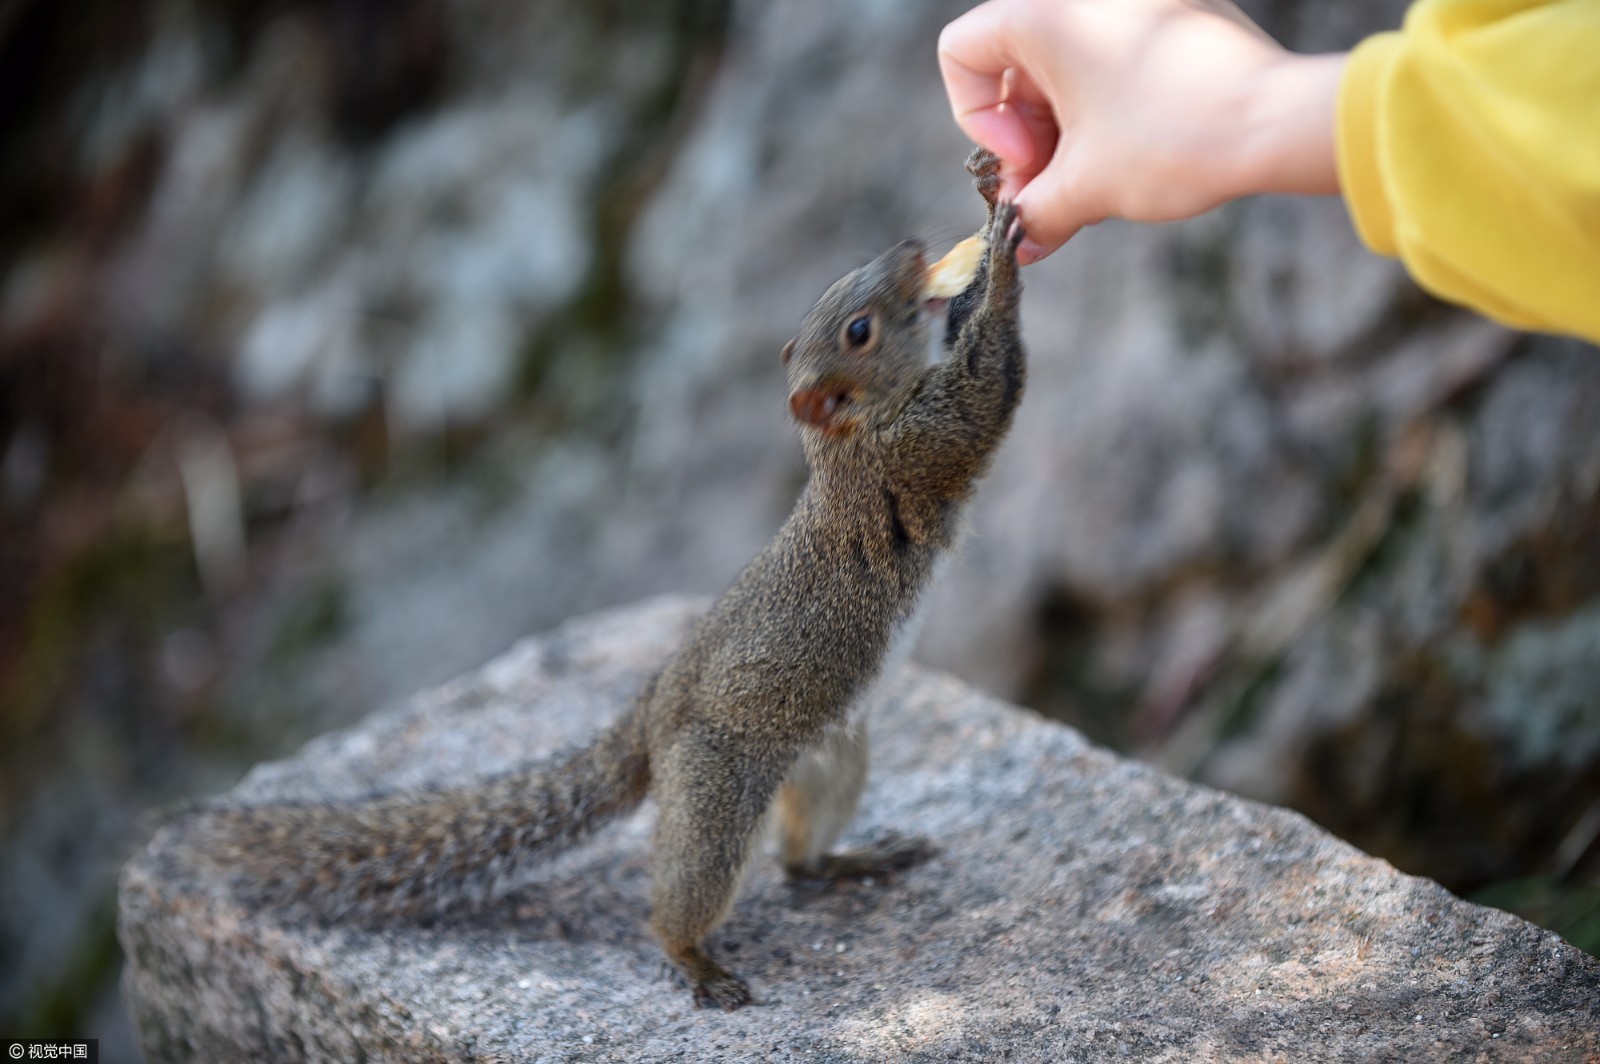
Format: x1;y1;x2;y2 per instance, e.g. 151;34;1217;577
121;597;1600;1063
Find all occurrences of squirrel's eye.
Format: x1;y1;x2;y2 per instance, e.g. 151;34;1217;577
846;315;873;347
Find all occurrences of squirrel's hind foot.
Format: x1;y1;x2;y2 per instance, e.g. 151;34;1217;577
693;971;754;1012
784;832;937;888
667;944;755;1011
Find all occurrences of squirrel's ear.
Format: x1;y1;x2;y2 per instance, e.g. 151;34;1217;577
780;339;795;366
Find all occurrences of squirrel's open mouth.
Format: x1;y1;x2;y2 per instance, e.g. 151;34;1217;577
789;384;859;435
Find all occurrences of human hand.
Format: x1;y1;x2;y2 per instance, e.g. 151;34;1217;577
939;0;1345;262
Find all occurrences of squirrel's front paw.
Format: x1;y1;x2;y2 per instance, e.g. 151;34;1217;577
966;147;1002;208
986;200;1025;290
993;200;1024;250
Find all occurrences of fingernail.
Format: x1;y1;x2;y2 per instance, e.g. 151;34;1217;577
1018;238;1049;265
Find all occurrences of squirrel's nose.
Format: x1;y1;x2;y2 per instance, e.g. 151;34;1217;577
789;385;856;429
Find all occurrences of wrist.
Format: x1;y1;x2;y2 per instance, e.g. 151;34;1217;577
1231;52;1347;199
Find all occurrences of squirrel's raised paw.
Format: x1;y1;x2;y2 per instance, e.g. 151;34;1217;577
993;200;1025;251
977;200;1024;304
966;147;1002;207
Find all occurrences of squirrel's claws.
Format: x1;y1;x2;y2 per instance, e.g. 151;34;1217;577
994;200;1025;250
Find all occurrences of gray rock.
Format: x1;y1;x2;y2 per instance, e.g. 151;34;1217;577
121;597;1600;1062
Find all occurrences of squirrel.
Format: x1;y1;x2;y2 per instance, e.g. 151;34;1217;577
177;148;1027;1011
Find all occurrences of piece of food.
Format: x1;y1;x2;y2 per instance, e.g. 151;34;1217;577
923;233;985;299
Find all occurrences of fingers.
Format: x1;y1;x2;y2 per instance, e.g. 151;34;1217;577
956;105;1044;182
939;1;1055;173
998;77;1061;196
941;0;1084;260
937;4;1011;131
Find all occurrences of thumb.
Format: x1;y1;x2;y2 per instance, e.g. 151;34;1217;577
1012;143;1102;263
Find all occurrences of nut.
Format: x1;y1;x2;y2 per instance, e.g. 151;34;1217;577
923;234;985;299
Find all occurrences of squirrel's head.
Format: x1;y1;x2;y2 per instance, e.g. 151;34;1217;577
782;239;939;441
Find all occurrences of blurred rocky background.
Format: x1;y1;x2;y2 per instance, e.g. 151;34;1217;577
2;0;1595;1059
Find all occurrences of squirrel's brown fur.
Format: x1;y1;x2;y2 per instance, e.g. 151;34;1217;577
178;149;1026;1010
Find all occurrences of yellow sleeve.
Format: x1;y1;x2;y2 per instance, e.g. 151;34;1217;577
1336;0;1600;344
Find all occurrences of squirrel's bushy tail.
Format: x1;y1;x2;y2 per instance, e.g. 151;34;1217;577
182;710;652;921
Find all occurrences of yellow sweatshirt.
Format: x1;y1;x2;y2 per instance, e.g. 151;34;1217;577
1337;0;1600;344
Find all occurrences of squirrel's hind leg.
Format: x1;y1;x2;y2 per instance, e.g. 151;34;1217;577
650;738;771;1010
776;719;869;874
779;718;936;886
